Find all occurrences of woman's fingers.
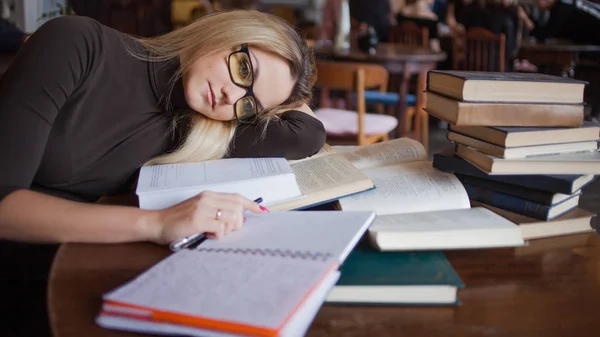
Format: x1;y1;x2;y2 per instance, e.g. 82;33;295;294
212;192;265;214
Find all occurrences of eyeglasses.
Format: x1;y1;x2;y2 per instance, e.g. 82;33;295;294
227;44;261;123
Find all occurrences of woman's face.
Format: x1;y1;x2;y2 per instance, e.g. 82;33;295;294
181;45;295;121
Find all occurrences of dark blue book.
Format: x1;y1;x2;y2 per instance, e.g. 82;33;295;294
326;242;464;305
433;149;595;194
463;183;580;221
456;174;579;205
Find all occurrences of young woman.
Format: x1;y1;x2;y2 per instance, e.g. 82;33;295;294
0;10;325;246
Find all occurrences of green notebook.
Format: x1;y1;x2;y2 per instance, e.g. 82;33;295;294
325;243;464;305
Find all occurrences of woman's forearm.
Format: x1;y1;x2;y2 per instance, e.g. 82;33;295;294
0;189;159;244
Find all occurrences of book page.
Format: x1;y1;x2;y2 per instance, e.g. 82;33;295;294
104;250;336;332
137;158;294;194
338;161;470;215
339;138;428;170
198;211;375;263
288;154;372;196
287;144;336;164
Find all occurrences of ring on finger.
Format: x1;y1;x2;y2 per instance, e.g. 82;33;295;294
215;209;222;220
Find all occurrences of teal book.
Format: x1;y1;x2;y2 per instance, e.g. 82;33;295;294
325;243;464;306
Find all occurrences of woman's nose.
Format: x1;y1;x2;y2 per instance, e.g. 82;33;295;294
221;85;248;105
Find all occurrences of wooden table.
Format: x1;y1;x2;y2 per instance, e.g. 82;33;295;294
48;228;600;337
313;43;447;150
519;41;600;78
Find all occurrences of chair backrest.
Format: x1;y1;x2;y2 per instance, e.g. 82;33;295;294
315;60;389;143
462;27;506;72
389;21;429;49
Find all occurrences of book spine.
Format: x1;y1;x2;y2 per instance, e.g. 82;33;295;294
463;184;552;220
433;154;576;194
456;174;558;205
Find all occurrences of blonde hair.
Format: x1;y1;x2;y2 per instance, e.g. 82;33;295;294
136;10;315;165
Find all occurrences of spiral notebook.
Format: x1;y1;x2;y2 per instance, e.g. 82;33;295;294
96;211;376;337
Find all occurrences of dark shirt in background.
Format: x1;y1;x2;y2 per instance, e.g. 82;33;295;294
531;0;600;45
458;2;519;71
349;0;392;42
396;14;439;41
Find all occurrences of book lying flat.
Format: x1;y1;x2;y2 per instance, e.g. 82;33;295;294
464;184;580;221
427;70;587;105
368;207;525;251
449;122;600;147
473;201;594;240
97;211;376;337
456;144;600;175
448;131;598;159
425;91;584;127
433;149;596;194
334;141;524;251
326;242;464;305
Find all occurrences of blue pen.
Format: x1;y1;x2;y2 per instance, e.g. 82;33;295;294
169;197;263;251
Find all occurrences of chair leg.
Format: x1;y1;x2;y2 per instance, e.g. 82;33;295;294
404;107;415;134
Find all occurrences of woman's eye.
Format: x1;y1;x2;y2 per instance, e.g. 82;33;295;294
243;99;254;112
238;61;251;80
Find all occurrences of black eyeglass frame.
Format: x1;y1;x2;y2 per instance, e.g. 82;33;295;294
227;43;262;123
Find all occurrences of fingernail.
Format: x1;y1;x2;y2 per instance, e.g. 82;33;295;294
259;206;270;213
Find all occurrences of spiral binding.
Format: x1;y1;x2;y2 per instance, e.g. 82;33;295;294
196;248;333;261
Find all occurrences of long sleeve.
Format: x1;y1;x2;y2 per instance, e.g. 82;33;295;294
530;3;573;41
228;110;326;160
0;16;103;201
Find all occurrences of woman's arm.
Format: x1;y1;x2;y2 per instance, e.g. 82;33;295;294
229;104;326;160
0;189;262;244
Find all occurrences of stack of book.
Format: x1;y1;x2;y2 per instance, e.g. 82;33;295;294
426;70;599;239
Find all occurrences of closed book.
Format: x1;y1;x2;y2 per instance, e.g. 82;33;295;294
432;149;596;194
464;184;580;221
473;201;594;240
325;243;464;305
456;174;580;206
449;122;600;147
427;70;587;104
426;91;584;127
367;207;524;251
447;131;598;159
456;144;600;175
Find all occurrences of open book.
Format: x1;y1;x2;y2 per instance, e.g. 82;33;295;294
137;152;376;212
334;138;524;251
97;211;376;337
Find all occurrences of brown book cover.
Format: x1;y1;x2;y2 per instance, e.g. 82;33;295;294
427;70;587;104
426;91;584;127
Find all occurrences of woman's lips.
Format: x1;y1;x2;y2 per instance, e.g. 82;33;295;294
207;82;216;110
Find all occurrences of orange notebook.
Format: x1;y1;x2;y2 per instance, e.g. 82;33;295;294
96;211;376;337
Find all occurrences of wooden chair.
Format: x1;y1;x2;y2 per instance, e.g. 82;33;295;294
314;61;398;146
460;27;506;72
389;21;429;49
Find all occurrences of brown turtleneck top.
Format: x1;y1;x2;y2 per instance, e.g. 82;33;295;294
0;16;325;203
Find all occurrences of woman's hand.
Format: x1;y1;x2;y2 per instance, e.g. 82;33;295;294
150;191;265;245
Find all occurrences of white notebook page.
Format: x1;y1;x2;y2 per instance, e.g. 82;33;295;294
198;211;376;263
137;158;294;193
97;271;341;337
104;249;335;332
